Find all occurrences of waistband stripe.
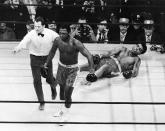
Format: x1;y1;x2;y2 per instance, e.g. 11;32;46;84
58;61;78;68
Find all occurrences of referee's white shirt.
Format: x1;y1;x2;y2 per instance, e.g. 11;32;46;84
17;28;59;56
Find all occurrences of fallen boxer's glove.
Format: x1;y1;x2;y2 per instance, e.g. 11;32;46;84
92;54;100;65
122;70;132;79
41;66;48;78
86;73;97;82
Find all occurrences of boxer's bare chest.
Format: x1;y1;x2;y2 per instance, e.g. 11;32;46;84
120;57;135;71
58;40;77;54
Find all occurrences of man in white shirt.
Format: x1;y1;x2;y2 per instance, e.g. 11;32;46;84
13;17;59;110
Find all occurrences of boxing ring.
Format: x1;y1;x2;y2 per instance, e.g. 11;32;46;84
0;42;165;131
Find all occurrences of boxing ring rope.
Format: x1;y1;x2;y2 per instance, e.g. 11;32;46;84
0;101;164;125
1;100;165;104
1;121;165;125
0;100;165;125
0;101;165;125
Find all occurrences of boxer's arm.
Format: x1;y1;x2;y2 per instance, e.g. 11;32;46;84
44;37;60;67
132;57;141;77
139;43;147;54
13;33;31;53
75;40;94;73
100;46;124;58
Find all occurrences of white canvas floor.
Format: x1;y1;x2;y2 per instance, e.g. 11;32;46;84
0;42;165;131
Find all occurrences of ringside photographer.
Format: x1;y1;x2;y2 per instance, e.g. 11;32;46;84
70;17;96;43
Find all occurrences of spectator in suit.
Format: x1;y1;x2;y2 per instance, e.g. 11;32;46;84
0;1;17;41
59;0;78;22
3;0;30;40
48;21;57;32
94;19;109;43
108;16;137;44
138;18;163;49
74;0;102;28
35;0;61;23
26;19;34;33
128;13;144;44
21;0;37;21
103;0;120;21
130;13;144;36
0;22;16;40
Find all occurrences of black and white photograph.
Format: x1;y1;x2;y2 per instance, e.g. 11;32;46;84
0;0;165;131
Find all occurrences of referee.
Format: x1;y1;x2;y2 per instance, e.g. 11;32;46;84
13;17;59;110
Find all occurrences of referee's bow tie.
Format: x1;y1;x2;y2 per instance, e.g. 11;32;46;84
38;33;44;37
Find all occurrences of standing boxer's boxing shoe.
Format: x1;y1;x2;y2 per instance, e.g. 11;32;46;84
39;103;45;111
65;98;72;108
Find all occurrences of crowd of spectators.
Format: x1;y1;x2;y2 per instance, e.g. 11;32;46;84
0;0;165;50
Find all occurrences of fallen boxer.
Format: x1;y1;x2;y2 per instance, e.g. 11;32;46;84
80;45;145;83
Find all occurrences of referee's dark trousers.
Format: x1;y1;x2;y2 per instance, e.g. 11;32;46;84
30;54;56;104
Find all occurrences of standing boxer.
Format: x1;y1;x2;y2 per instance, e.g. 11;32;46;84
44;24;94;122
